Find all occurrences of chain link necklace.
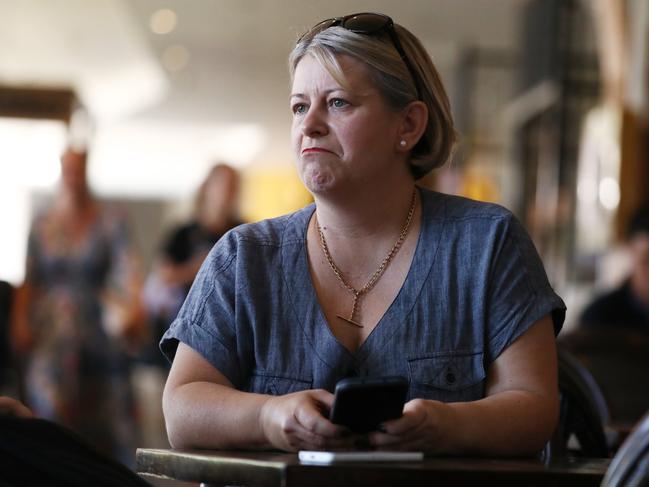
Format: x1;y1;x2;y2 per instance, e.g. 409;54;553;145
315;189;417;328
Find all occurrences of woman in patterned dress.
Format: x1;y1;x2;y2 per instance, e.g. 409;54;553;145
13;147;144;464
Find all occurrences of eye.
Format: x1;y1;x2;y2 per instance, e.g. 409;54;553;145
329;98;349;109
292;103;308;115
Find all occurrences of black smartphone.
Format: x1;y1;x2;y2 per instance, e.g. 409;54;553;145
329;376;408;433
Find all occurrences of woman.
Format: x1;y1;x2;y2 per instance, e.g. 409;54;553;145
161;13;565;456
144;163;242;358
12;147;144;463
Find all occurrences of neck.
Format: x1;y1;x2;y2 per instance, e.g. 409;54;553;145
313;181;417;240
55;190;92;216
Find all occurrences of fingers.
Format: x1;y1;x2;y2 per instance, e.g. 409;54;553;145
309;388;335;409
367;399;437;451
294;400;347;438
377;406;425;436
291;393;356;450
286;389;362;450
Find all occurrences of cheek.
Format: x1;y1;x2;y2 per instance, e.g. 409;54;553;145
342;116;394;151
291;122;302;153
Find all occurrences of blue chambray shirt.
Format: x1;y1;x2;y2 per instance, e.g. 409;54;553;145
161;188;565;402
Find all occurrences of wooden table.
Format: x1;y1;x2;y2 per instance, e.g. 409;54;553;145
136;448;610;487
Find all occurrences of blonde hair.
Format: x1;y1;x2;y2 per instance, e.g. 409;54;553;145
289;22;456;179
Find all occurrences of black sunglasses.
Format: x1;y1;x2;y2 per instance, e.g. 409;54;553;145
298;12;422;100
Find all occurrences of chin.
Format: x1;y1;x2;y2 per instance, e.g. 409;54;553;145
301;167;336;194
304;178;335;195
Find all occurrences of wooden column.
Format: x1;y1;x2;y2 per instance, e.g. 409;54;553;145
592;0;649;240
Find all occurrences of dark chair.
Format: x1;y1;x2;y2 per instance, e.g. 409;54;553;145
602;411;649;486
544;347;610;461
559;329;649;425
0;416;151;486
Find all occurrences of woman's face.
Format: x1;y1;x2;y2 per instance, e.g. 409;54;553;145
290;54;403;195
60;150;88;196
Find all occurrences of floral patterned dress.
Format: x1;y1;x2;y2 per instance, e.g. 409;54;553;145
23;205;140;464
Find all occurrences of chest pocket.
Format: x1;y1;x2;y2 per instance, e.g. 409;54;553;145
248;370;313;396
407;352;486;402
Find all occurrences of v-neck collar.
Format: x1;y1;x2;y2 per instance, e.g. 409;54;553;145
281;187;446;373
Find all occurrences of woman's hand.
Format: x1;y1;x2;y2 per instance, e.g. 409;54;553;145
260;389;356;452
0;396;34;418
367;398;449;453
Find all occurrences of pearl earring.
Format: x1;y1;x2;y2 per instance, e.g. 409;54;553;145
399;140;407;147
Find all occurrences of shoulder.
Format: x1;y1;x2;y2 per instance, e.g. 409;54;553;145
420;189;518;239
201;204;313;271
420;188;513;222
226;205;313;246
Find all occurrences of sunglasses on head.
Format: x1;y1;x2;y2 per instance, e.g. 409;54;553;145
298;12;422;100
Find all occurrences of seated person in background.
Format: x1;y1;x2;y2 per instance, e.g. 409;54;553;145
143;163;242;366
161;13;565;456
580;204;649;330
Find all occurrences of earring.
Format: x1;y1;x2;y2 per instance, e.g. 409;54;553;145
399;140;407;147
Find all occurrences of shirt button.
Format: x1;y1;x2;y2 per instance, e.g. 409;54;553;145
445;371;456;385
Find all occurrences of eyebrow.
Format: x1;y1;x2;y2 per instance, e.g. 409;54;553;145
289;89;345;100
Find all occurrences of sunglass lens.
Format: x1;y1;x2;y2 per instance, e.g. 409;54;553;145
314;18;338;31
298;18;338;43
341;13;390;33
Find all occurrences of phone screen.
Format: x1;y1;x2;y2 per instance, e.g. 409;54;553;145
329;376;408;433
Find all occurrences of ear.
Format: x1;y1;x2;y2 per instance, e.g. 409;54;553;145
396;101;428;152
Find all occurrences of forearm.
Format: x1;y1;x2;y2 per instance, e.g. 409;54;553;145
439;389;558;456
163;381;272;450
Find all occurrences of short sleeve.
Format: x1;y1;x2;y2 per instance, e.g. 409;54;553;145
159;233;242;386
485;214;566;364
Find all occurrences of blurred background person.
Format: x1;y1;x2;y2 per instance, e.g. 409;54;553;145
11;146;145;465
142;162;242;367
579;204;649;330
133;163;243;451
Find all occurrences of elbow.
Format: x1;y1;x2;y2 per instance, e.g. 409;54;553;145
162;385;194;450
165;419;192;450
522;392;561;456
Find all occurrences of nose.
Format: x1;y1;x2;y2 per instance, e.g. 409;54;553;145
301;105;328;138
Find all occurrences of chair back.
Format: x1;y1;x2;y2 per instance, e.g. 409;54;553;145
602;411;649;487
548;347;610;459
560;330;649;424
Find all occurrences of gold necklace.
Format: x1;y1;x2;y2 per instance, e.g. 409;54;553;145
316;189;417;328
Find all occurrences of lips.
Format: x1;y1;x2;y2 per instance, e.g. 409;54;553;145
302;147;333;155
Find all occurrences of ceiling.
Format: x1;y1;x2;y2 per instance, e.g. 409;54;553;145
0;0;528;197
